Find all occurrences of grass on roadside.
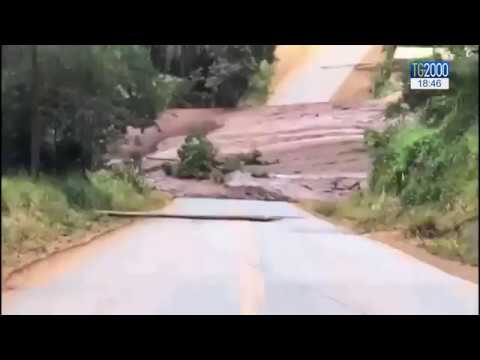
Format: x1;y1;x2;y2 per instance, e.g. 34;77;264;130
300;191;478;266
317;46;478;267
1;169;171;275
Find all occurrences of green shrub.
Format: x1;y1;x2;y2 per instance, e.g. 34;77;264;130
241;60;275;106
1;175;85;253
2;176;71;221
109;163;149;195
384;102;405;119
368;124;478;208
89;170;147;211
176;134;217;179
368;126;436;196
59;174;112;210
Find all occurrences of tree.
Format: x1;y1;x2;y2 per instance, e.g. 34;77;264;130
2;45;173;173
30;45;41;176
2;45;278;173
149;45;276;107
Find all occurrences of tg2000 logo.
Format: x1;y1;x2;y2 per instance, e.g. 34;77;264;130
410;61;450;90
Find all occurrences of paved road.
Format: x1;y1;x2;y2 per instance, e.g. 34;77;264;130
3;198;478;315
268;45;377;105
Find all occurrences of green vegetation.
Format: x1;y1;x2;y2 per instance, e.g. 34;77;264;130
1;170;170;271
374;74;403;99
161;133;270;182
373;45;402;98
240;60;275;106
314;45;479;266
176;134;218;180
2;45;276;274
150;45;276;108
2;45;276;175
220;157;244;174
2;45;173;174
160;134;240;181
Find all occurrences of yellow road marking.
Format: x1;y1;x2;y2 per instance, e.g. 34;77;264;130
235;222;265;315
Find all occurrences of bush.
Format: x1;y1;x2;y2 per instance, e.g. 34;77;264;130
368;123;478;207
108;163;149;195
163;141;274;181
59;174;112;210
150;45;277;108
241;60;275;106
89;170;148;211
353;46;479;264
2;176;72;225
176;134;218;179
2;175;85;262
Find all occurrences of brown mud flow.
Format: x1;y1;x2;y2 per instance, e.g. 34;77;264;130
141;102;385;202
116;46;386;203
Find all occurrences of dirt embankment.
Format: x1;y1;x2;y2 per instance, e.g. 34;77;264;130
366;231;478;284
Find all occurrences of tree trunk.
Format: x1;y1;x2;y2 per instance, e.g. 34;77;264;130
30;45;41;177
53;123;58;175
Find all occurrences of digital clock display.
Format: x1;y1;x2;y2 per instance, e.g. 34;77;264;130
410;60;450;90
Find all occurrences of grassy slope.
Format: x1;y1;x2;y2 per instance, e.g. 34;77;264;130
1;170;171;282
304;48;478;266
301;189;478;266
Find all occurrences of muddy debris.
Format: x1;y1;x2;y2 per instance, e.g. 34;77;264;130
224;186;290;201
133;101;386;203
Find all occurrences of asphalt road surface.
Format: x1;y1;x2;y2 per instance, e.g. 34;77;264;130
3;198;478;315
268;45;377;105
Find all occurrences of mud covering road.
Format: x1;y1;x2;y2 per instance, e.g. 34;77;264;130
142;102;385;201
118;45;387;201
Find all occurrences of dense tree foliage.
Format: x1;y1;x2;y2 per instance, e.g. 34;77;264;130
149;45;276;107
1;45;277;174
